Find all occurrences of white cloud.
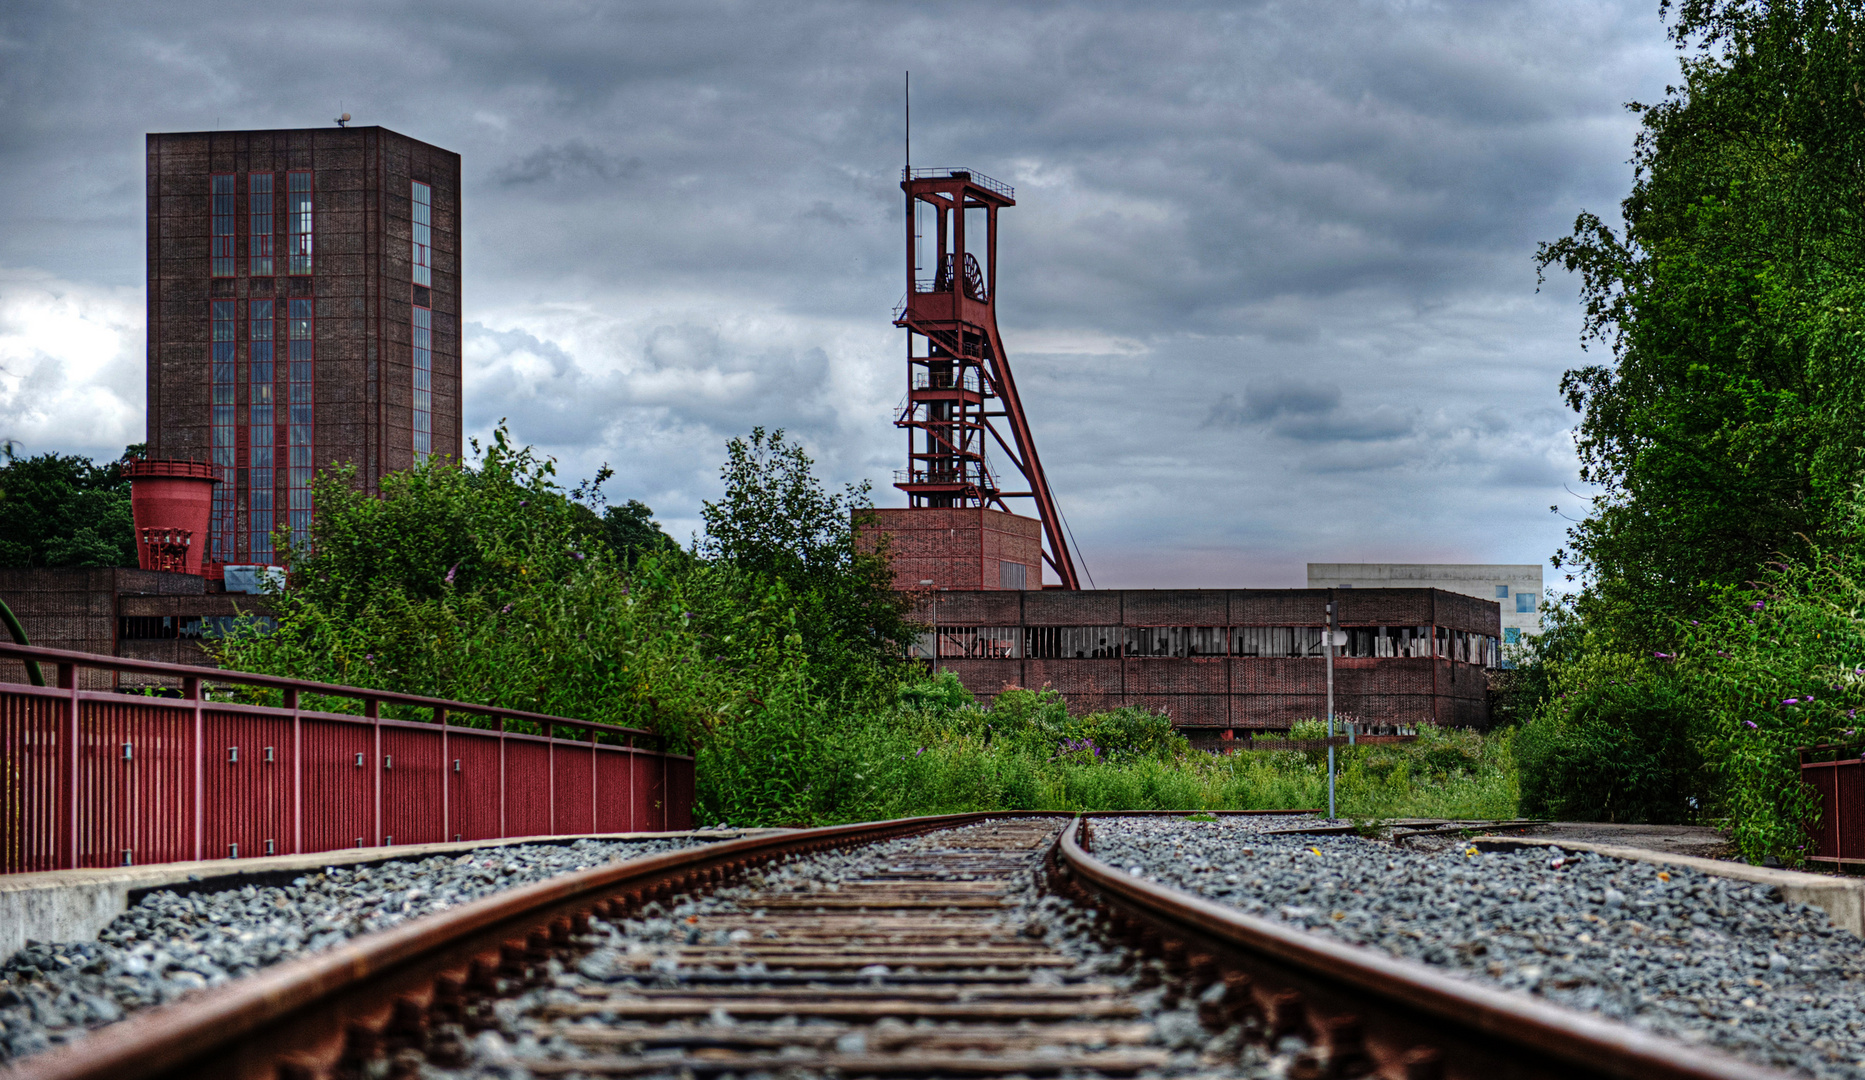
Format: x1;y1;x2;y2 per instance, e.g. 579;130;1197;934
0;267;144;461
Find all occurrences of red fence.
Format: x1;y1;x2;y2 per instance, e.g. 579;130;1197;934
0;643;694;874
1801;743;1865;866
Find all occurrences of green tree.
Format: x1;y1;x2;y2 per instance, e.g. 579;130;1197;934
0;449;139;568
698;427;913;699
601;500;682;568
1536;0;1865;642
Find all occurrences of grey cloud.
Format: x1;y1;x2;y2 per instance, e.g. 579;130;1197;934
492;140;642;186
0;0;1681;586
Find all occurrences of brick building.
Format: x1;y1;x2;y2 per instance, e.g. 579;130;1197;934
145;126;462;566
863;507;1042;590
0;569;268;688
911;587;1501;737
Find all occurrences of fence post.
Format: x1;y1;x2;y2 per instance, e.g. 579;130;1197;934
495;713;506;840
547;721;556;835
185;674;202;862
435;706;448;845
590;724;598;834
286;687;301;855
58;663;78;869
366;697;381;846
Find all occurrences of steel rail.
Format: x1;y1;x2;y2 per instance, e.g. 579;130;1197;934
6;813;1019;1080
8;811;1796;1080
1052;816;1792;1080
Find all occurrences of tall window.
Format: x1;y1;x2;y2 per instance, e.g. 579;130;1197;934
249;300;276;563
287;297;314;543
210;301;237;560
211;175;236;277
287;172;313;275
248;174;274;276
412;305;432;461
411;181;432;287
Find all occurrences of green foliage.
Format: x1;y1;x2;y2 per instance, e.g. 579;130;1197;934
1521;1;1865;861
213;422;1517;829
215;427;822;749
0;449;139;568
600;499;682;569
698;427;912;705
1671;521;1865;862
1516;670;1708;824
1536;0;1865;643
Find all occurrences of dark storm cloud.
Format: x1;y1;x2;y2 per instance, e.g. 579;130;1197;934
0;0;1677;584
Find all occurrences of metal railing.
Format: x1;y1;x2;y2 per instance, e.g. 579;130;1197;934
911;370;983;393
894;468;996;491
0;642;693;874
902;167;1015;200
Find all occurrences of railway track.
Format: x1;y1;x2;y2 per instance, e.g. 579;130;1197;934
8;813;1796;1080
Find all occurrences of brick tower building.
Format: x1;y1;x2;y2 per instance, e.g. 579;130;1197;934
145;126;461;567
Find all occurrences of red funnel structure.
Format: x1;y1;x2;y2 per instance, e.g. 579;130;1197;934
122;460;217;576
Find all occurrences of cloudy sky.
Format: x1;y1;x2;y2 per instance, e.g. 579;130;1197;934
0;0;1682;587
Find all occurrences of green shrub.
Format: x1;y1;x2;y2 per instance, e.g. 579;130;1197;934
1516;674;1706;824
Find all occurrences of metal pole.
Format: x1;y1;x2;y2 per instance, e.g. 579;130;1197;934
1326;601;1337;821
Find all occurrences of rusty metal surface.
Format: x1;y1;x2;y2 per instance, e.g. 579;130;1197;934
0;643;692;873
7;811;1795;1080
1055;817;1787;1080
3;813;1021;1080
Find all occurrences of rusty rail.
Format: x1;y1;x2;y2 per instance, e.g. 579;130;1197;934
1055;817;1779;1080
7;812;1788;1080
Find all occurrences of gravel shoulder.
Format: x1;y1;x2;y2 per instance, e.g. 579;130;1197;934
0;835;716;1064
1093;816;1865;1080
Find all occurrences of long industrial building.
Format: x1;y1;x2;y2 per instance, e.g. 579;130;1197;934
905;587;1500;736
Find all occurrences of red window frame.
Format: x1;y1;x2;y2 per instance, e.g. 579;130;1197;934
210;174;237;277
287;171;313;275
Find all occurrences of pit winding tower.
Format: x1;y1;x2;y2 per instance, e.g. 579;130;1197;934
891;168;1080;590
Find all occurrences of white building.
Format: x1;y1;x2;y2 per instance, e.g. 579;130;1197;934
1306;563;1543;644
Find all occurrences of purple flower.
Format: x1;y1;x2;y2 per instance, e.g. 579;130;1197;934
1784;698;1800;706
364;653;375;662
1744;720;1759;729
916;747;925;756
1752;600;1766;611
1654;652;1671;660
1690;620;1699;626
500;603;514;614
444;562;459;584
573;552;585;560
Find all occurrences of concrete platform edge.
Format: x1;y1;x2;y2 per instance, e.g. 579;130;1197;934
0;830;784;961
1474;834;1865;935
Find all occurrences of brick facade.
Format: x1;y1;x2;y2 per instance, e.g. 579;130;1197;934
862;507;1043;590
913;588;1500;731
0;569;263;689
146;127;462;560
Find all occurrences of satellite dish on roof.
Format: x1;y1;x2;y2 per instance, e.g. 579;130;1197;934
335;113;351;128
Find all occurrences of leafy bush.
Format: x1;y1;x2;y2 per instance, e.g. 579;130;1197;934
1516;674;1707;824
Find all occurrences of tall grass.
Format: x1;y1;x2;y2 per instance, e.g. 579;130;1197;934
697;676;1521;824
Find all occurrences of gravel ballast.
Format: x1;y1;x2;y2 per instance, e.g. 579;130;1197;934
423;820;1306;1080
1092;816;1865;1079
0;836;711;1064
